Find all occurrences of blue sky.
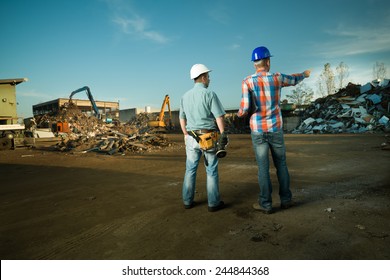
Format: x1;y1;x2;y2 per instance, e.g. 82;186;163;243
1;0;390;118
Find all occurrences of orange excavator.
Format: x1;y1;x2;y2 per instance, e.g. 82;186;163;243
148;94;173;131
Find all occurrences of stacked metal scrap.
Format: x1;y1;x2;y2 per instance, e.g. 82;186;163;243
293;80;390;134
34;105;174;154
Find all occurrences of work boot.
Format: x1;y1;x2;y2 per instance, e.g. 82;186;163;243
208;201;225;212
252;203;274;214
280;201;295;209
184;201;196;209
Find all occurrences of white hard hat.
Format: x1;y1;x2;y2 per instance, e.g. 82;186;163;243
190;64;211;80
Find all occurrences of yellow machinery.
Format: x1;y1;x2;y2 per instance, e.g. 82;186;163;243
148;95;173;130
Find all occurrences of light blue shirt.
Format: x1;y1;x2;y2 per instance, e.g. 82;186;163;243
179;83;225;131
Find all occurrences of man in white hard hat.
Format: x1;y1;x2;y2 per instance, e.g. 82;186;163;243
179;64;228;212
238;46;311;214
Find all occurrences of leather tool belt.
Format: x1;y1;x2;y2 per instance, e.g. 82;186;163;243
190;130;218;151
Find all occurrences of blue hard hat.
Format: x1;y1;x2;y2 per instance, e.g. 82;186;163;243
251;46;272;61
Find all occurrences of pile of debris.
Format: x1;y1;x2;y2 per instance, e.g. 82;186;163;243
33;105;174;154
293;80;390;134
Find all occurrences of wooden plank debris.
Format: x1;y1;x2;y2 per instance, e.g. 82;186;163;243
31;105;174;155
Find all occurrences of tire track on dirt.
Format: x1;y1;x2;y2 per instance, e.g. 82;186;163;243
32;209;158;259
33;222;121;259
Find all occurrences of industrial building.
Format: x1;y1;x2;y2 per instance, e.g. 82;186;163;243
33;98;119;119
0;78;28;149
0;78;27;125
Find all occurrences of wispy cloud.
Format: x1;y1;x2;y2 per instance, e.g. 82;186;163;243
316;21;390;57
113;15;169;44
207;1;230;25
104;0;170;44
229;44;240;50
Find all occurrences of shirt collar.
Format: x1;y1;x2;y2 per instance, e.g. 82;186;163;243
255;69;268;75
194;82;206;89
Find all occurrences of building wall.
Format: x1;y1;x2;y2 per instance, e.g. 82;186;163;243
119;108;140;123
32;99;60;116
282;116;301;132
33;98;119;118
0;84;17;124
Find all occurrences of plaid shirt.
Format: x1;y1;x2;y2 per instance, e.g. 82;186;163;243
237;70;306;132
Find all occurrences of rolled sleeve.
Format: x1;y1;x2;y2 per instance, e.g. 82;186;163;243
237;80;250;117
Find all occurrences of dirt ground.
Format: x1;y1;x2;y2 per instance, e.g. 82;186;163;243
0;133;389;260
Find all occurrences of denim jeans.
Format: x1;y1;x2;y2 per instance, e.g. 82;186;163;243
182;135;221;207
251;130;292;209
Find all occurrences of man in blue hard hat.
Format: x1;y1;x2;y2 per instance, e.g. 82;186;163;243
237;46;311;214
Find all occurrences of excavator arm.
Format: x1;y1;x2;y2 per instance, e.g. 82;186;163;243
69;86;101;118
148;94;173;129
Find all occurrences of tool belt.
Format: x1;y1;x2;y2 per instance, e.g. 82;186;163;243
190;130;218;151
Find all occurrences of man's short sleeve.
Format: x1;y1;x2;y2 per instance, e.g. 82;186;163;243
210;92;225;118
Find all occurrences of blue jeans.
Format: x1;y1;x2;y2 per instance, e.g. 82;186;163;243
251;130;292;209
182;135;221;207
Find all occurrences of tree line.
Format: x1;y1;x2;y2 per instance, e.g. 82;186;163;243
286;61;388;105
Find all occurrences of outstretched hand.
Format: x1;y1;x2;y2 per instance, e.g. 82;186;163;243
304;70;311;78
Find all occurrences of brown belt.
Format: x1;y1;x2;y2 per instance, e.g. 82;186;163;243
192;129;216;134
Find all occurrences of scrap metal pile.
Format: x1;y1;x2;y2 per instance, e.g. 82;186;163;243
293;80;390;134
34;104;174;154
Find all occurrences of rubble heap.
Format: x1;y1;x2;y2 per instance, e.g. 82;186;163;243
35;105;174;154
293;80;390;134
